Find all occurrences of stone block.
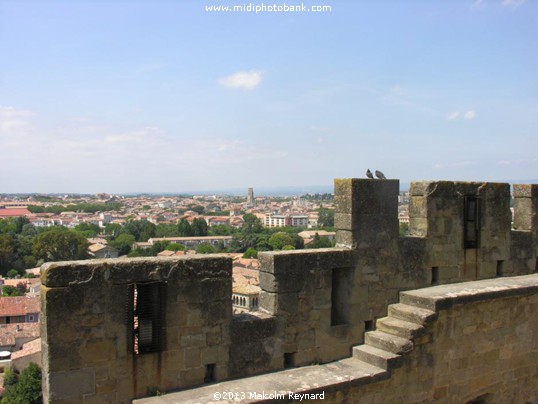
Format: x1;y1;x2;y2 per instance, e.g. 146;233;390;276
80;340;117;365
409;196;427;218
49;369;95;400
231;315;277;344
203;301;232;326
409;217;428;237
513;184;538;198
184;347;201;368
410;181;432;196
41;261;106;288
335;212;353;231
336;230;355;248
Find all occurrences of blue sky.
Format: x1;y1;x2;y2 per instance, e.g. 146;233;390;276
0;0;537;193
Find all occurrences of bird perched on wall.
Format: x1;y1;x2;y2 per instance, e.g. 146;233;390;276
366;169;374;179
375;170;386;180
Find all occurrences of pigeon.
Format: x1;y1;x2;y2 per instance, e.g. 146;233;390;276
366;169;374;179
375;170;386;180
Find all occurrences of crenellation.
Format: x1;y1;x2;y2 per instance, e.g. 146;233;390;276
42;178;538;403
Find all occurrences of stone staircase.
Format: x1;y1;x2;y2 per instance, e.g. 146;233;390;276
352;302;438;373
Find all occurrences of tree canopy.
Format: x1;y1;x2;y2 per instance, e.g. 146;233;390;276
32;229;89;262
1;362;43;404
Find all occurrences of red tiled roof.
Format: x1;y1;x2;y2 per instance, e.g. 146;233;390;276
11;337;41;359
0;208;31;217
0;323;40;346
0;296;40;317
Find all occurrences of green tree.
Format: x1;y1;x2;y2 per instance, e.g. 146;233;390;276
2;285;25;297
21;223;37;237
0;234;17;274
189;205;205;214
0;218;17;235
242;248;258;259
108;234;136;256
191;218;208;237
196;243;215;254
208;224;236;236
305;233;333;249
2;362;42;404
242;214;264;234
6;269;19;278
127;248;154;258
156;224;181;238
22;255;37;269
73;223;100;238
32;229;89;262
2;368;18;388
178;219;193;237
121;220;156;242
399;222;409;236
268;232;303;251
166;243;186;251
150;241;169;255
104;223;122;238
317;208;334;227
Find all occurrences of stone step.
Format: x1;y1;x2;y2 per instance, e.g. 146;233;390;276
388;303;438;325
376;317;425;340
352;344;403;371
364;331;413;355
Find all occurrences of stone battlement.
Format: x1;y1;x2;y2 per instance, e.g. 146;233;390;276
40;179;538;403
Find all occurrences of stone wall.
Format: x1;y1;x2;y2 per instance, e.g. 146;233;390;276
41;256;232;403
41;179;538;403
140;274;538;403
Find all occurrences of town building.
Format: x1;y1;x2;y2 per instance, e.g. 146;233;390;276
264;214;309;228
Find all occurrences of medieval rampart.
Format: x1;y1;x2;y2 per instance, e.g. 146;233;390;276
40;179;538;403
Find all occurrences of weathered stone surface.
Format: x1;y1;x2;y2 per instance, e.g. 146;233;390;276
400;274;538;311
49;369;95;400
42;177;538;403
513;183;538;198
231;314;277;344
42;256;232;287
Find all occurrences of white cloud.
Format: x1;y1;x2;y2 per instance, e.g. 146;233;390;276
446;110;476;121
0;106;34;132
463;110;476;120
218;70;263;90
0;111;291;192
497;157;538;166
502;0;525;7
471;0;487;9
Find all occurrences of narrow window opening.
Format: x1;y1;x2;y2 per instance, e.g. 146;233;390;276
496;261;504;277
284;352;296;369
432;267;439;285
535;257;538;273
132;282;166;355
331;268;351;326
365;320;375;331
204;364;216;383
464;196;480;249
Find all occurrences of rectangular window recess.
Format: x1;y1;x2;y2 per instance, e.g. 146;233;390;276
464;196;480;249
131;282;166;355
365;320;375;331
331;268;352;326
204;364;216;383
496;261;504;277
284;352;296;369
431;267;439;285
